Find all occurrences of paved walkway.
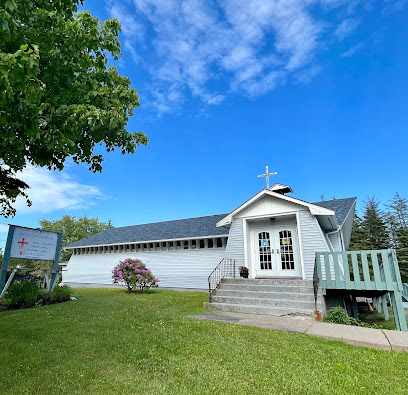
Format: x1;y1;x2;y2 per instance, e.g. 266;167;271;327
190;311;408;352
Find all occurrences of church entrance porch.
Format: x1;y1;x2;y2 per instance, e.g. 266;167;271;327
246;215;302;279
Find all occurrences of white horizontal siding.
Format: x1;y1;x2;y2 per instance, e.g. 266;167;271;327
298;210;330;279
236;195;303;218
225;218;245;267
328;233;342;251
63;248;226;289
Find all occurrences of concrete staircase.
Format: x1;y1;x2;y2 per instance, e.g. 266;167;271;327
205;278;325;316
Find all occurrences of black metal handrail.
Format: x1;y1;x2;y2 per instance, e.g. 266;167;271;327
208;258;235;302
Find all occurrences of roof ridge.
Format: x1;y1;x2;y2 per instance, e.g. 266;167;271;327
108;213;229;231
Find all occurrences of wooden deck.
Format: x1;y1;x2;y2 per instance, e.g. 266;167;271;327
315;249;407;331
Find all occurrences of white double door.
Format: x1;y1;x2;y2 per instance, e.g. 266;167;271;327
253;226;301;277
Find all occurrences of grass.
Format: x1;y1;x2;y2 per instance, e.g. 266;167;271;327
358;303;408;331
1;288;408;394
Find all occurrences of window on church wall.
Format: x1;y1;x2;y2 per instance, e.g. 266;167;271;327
149;243;153;251
176;241;182;250
216;238;222;248
191;240;197;249
225;237;228;246
155;242;160;250
207;238;214;248
183;240;189;249
199;239;205;248
169;241;174;250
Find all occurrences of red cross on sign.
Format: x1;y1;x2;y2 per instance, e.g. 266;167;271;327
17;237;28;249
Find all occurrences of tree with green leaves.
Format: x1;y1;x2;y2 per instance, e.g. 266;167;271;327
40;215;113;262
0;0;148;217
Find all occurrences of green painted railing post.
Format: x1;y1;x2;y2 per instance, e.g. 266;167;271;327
389;291;408;332
324;253;333;288
380;250;394;291
350;252;362;289
333;252;345;289
381;294;389;321
341;252;352;289
371;252;384;291
361;252;371;290
390;250;404;291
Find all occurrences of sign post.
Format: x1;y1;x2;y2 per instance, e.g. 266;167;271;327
0;225;63;296
0;225;16;296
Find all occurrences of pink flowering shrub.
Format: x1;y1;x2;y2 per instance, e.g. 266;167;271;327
112;258;159;293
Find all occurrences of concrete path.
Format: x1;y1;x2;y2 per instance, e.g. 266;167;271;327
190;311;408;352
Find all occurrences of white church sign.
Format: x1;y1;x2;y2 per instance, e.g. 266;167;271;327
0;225;63;297
9;226;59;260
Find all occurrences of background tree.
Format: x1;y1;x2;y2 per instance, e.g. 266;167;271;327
361;197;390;250
348;214;370;251
387;193;408;282
40;216;113;262
0;0;148;217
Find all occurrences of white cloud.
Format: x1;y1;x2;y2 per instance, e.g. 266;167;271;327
383;0;406;14
341;43;363;57
106;0;404;114
335;18;359;40
12;167;105;214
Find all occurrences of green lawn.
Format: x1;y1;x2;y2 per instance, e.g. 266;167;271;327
1;288;408;394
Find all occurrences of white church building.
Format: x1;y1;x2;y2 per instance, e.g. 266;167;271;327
63;183;356;291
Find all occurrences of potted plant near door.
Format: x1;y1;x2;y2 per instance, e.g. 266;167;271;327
239;266;249;278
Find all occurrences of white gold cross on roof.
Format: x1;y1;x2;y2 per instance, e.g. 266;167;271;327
258;166;277;189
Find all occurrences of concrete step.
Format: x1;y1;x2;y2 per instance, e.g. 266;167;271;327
205;302;315;316
211;295;320;310
217;283;320;295
222;278;314;287
213;289;317;302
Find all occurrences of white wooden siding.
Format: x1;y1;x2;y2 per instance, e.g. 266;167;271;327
236;195;303;218
298;210;330;279
63;248;226;289
225;218;245;267
328;232;342;251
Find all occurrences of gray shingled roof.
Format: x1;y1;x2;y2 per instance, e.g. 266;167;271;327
66;214;229;248
313;197;357;225
67;197;357;248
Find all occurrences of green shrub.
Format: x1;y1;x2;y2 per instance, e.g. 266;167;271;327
325;307;351;325
50;285;73;303
3;281;43;309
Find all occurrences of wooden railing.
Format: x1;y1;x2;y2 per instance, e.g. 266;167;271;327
314;249;407;331
315;249;403;293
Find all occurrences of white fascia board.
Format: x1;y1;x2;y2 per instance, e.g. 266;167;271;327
216;189;335;227
216;190;266;227
64;234;229;250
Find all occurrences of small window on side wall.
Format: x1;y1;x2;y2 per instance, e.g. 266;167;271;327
216;238;222;248
199;239;205;248
184;240;189;249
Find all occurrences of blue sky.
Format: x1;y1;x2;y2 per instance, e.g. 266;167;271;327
1;0;408;245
